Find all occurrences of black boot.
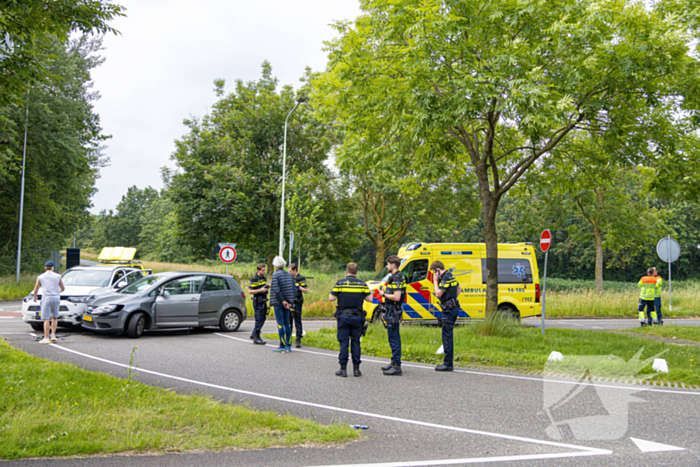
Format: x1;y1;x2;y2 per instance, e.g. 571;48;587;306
296;336;302;348
435;363;454;372
253;335;266;345
381;360;395;371
249;333;255;340
353;364;362;377
383;363;402;376
335;364;347;377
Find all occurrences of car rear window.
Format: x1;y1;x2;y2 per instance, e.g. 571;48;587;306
481;259;533;284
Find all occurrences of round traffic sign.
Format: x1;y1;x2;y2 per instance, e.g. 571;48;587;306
219;246;237;263
656;237;680;263
540;229;552;253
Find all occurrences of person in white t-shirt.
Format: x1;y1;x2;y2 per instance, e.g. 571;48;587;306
33;261;65;344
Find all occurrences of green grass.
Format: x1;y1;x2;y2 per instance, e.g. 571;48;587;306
0;274;35;300
0;339;357;460
622;324;700;344
300;323;700;386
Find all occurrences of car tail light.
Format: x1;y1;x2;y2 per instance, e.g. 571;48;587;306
241;292;245;299
535;284;540;303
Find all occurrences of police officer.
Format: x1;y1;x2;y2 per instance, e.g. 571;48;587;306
329;262;373;377
431;261;463;372
248;263;269;345
378;255;405;376
289;263;308;348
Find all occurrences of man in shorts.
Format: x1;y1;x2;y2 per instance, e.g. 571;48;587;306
33;261;65;344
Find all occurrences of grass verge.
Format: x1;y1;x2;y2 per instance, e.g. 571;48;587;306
300;323;700;386
621;324;700;344
0;339;357;460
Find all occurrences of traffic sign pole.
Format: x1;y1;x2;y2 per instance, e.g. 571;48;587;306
668;235;672;312
539;229;552;336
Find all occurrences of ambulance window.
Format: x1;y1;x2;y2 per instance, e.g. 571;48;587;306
481;259;533;284
403;260;429;283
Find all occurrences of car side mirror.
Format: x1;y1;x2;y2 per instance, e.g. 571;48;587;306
115;280;127;289
158;287;165;296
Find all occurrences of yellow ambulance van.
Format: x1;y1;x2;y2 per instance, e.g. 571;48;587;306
364;242;540;322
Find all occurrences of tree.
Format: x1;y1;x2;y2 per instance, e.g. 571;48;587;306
518;133;666;292
0;0;124;106
286;168;360;265
169;63;336;271
0;36;108;274
319;0;700;314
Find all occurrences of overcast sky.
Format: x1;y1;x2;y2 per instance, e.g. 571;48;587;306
89;0;362;213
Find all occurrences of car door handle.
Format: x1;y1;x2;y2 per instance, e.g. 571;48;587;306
190;298;198;301
421;287;429;290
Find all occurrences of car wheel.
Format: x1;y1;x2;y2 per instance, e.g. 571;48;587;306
219;309;241;332
30;323;44;331
127;312;146;338
497;304;520;322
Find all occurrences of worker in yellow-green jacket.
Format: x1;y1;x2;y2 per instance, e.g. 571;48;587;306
638;267;659;327
652;267;664;325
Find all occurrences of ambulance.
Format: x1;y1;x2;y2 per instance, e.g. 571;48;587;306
364;242;540;322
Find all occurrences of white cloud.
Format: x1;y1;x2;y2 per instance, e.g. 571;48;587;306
90;0;361;212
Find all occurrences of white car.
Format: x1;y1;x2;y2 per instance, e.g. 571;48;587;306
21;265;147;331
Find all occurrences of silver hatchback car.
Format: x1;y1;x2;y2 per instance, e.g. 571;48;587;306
81;272;247;338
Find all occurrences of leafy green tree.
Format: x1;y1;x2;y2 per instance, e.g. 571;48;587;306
319;0;700;314
169;63;335;271
0;0;124;106
286;169;360;266
138;195;192;262
0;36;108;274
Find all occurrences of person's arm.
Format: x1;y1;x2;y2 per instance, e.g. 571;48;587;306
32;278;41;302
329;294;337;302
434;273;445;298
364;294;373;303
456;286;462;296
297;280;309;294
381;287;402;302
59;278;65;293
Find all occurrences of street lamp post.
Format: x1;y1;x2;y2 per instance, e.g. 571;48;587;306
278;97;306;258
16;92;29;283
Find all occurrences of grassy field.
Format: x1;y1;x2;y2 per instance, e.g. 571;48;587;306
297;322;700;387
0;339;357;460
622;324;700;343
5;254;699;319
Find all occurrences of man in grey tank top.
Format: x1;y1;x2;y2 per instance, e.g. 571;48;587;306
33;261;65;344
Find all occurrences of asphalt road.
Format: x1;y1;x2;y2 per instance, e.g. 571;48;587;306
1;307;700;466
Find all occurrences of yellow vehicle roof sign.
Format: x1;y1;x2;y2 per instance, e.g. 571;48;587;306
98;247;137;261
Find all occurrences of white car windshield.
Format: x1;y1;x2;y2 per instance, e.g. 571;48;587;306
121;275;166;294
61;269;113;287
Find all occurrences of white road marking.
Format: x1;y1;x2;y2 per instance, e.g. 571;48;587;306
572;323;584;327
310;451;608;467
215;334;700;397
592;326;603;329
48;342;611;463
630;437;685;453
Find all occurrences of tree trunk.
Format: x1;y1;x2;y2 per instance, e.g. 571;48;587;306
266;256;274;278
374;243;388;274
594;227;603;294
479;178;500;317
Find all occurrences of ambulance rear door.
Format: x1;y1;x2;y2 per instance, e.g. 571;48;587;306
399;258;432;320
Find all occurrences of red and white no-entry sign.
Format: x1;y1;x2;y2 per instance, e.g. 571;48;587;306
540;229;552;253
219;246;237;263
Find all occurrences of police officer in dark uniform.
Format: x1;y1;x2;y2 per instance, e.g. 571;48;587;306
378;255;405;376
431;261;462;371
329;262;372;377
289;263;308;348
248;263;269;345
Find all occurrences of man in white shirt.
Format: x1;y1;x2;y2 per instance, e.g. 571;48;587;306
33;261;65;344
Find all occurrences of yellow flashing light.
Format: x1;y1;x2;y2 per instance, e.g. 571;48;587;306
98;247;137;262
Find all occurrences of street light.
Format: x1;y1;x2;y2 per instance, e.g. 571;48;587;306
278;96;307;258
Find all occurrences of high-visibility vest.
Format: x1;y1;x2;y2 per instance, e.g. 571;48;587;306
654;276;663;298
638;276;658;300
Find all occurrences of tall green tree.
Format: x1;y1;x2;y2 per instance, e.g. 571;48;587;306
0;0;124;106
319;0;700;314
0;36;108;274
169;63;336;271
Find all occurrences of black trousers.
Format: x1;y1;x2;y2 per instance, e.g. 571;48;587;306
337;314;362;365
252;304;266;336
441;307;459;367
290;302;303;338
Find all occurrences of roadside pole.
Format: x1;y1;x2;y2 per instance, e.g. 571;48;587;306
540;229;552;336
218;243;237;275
656;236;680;314
668;235;672;312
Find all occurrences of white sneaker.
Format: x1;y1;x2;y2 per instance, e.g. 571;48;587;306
50;334;57;342
39;337;51;344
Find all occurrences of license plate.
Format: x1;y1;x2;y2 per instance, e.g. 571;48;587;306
35;312;40;319
82;315;92;322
